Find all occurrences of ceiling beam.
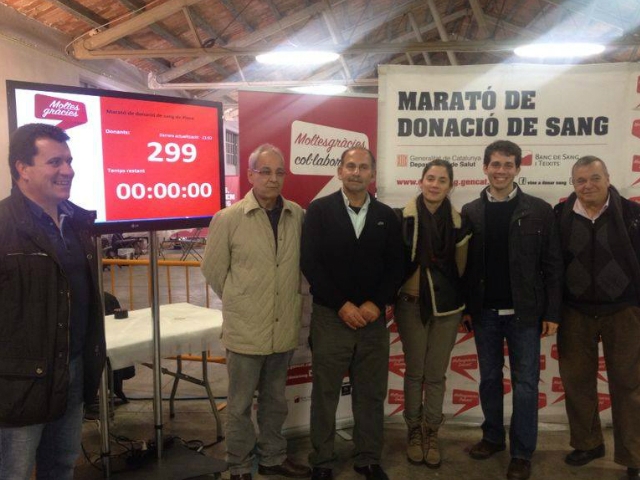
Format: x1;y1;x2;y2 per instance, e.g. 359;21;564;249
148;75;378;90
426;0;458;65
48;0;109;26
75;39;561;60
81;0;205;50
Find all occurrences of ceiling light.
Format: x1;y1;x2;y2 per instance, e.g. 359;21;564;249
514;42;605;58
290;85;348;95
256;50;340;66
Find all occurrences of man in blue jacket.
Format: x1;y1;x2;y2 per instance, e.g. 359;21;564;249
301;147;404;480
0;123;105;480
462;140;563;480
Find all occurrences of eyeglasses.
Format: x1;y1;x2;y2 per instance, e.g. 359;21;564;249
252;168;287;178
343;162;372;173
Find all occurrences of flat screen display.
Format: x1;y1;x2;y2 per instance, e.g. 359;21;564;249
6;80;225;233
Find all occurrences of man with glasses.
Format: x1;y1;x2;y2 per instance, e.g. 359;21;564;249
301;147;404;480
555;156;640;479
202;144;310;480
462;140;563;480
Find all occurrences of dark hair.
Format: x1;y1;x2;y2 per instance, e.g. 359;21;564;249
483;140;522;168
9;123;70;180
340;147;376;170
421;159;453;186
572;155;609;177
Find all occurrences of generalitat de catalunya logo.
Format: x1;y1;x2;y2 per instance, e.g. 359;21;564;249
34;94;88;130
290;120;369;176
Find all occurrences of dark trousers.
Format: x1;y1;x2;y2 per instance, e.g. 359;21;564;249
308;303;390;468
558;305;640;468
473;309;541;460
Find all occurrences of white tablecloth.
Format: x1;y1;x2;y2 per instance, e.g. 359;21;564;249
105;302;224;370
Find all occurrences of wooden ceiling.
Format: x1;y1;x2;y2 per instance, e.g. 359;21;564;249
2;0;640;106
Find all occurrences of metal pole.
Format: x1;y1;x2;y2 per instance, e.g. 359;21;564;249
96;238;111;478
149;232;164;458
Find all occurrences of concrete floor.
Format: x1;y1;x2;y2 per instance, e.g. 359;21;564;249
76;360;627;480
75;248;629;480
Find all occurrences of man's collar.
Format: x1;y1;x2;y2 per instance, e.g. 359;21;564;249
573;193;610;221
340;188;371;210
23;194;73;221
486;183;519;203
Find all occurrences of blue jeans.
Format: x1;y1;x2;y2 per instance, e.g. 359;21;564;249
473;309;541;460
225;349;293;475
0;356;84;480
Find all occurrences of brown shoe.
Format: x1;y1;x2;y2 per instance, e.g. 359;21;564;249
507;458;531;480
258;459;312;478
469;439;506;460
406;424;424;464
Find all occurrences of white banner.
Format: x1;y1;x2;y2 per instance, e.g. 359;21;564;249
378;63;640;209
377;63;640;424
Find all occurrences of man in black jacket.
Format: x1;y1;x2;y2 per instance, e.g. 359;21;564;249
555;156;640;479
0;123;105;480
461;140;563;480
301;147;404;480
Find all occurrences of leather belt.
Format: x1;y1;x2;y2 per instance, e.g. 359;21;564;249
399;293;420;304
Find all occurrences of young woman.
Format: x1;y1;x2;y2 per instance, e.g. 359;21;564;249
395;159;471;468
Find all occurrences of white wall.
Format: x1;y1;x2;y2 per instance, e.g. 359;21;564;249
0;4;184;198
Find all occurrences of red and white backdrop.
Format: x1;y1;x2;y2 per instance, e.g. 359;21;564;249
238;90;378;434
378;62;640;426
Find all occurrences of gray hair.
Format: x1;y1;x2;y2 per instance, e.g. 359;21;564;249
248;143;284;170
572;155;609;177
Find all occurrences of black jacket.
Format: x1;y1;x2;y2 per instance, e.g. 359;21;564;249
461;186;563;325
301;190;404;312
0;188;106;427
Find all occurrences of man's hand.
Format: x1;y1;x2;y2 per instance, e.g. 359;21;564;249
338;301;367;330
541;320;558;337
359;301;381;323
461;314;473;333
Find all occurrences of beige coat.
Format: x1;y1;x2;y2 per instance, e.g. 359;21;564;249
201;190;304;355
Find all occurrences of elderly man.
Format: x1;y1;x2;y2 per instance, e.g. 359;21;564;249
555;156;640;479
462;140;563;480
0;123;105;480
202;144;310;480
301;147;404;480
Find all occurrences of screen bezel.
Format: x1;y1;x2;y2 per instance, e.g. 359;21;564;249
6;80;225;234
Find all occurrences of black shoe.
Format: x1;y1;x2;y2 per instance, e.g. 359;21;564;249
469;439;506;460
353;464;389;480
311;467;333;480
507;458;531;480
259;459;311;478
564;444;605;466
628;467;640;478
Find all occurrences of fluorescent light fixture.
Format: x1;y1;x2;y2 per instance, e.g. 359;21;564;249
514;42;605;58
290;85;348;95
256;50;340;65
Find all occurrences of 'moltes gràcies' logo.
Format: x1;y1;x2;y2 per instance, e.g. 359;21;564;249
290;120;369;176
35;94;88;130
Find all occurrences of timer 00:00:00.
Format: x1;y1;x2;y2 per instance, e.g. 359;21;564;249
116;182;213;200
